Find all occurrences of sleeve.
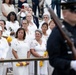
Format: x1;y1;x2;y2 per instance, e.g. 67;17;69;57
30;40;36;49
11;39;18;51
47;28;70;70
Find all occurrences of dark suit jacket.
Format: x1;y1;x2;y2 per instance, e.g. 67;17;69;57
33;15;39;28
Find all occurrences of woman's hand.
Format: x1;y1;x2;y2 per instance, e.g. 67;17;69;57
26;62;29;65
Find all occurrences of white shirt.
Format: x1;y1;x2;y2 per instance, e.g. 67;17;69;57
6;21;20;33
11;38;30;59
28;22;37;33
0;37;9;58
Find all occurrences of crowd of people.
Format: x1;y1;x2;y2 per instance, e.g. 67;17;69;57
2;0;76;75
0;0;56;75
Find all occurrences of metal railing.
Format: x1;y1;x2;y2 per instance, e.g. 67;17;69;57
0;57;48;75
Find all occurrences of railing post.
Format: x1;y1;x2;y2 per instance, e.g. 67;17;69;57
34;61;37;75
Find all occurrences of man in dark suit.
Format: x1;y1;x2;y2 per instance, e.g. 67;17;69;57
33;15;39;28
47;0;76;75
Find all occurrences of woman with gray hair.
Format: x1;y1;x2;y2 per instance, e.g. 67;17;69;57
39;11;51;30
30;29;48;75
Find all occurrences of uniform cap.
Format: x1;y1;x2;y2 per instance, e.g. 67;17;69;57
60;0;76;11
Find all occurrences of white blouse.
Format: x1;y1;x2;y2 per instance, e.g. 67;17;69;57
6;21;20;33
11;38;30;59
0;37;9;58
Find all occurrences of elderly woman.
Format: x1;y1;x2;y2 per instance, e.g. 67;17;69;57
1;0;16;21
11;28;30;75
30;29;48;75
26;13;37;33
39;11;51;30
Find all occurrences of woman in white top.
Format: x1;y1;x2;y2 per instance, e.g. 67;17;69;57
22;19;35;43
0;20;13;74
47;20;56;36
41;22;49;41
11;28;30;75
26;13;37;33
0;26;9;75
0;20;10;37
30;29;48;75
1;0;16;21
6;12;20;38
39;11;51;30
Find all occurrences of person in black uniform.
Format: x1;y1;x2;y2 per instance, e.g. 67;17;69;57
47;0;76;75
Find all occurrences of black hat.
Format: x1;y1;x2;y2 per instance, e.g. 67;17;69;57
60;0;76;11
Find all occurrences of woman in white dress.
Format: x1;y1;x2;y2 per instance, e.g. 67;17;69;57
6;12;20;38
0;20;11;75
11;28;30;75
0;26;9;75
30;29;48;75
1;0;16;21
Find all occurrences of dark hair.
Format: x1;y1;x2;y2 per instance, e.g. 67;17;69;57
3;0;13;4
15;28;26;40
0;20;7;30
0;20;6;25
7;12;17;21
41;22;48;29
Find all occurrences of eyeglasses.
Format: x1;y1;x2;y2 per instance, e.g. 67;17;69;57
43;17;48;19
